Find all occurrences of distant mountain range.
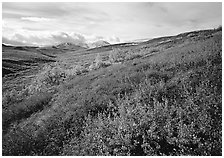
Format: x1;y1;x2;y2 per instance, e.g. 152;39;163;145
53;40;111;50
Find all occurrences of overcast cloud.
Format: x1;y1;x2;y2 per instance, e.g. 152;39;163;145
2;2;222;46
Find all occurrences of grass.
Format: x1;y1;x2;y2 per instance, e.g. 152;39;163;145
2;28;222;156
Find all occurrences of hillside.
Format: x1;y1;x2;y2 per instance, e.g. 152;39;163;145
2;42;89;77
2;44;56;77
2;28;222;156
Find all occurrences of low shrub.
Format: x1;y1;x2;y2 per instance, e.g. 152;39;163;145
2;102;86;156
89;53;111;70
27;64;65;94
3;89;25;107
109;48;126;63
27;62;91;95
109;48;143;63
124;49;143;60
73;65;89;75
2;92;53;133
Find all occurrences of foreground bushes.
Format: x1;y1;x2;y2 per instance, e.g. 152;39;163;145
3;52;221;156
61;44;222;155
62;65;221;156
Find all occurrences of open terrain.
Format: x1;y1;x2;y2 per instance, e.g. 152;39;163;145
2;28;222;156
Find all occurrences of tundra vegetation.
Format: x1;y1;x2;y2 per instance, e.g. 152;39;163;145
2;28;222;156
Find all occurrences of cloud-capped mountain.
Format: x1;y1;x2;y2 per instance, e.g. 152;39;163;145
54;42;88;51
54;40;111;50
88;40;110;48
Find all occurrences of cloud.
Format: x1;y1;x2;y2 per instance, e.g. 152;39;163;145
21;17;53;22
3;37;29;46
108;36;120;43
3;3;70;18
2;30;121;46
83;34;121;44
2;2;221;44
50;32;87;46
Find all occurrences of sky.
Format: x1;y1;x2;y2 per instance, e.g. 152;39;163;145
2;2;222;46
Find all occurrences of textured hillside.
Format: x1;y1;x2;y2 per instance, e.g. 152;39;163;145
2;28;222;156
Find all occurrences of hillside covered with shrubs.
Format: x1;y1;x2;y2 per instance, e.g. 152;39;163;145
2;28;222;156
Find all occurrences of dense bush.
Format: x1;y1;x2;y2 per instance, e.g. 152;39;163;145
89;53;111;70
27;62;91;94
2;88;29;107
109;48;126;63
109;48;144;63
62;64;221;156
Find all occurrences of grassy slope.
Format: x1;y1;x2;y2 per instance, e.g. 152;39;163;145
2;28;222;156
2;44;87;77
2;45;55;76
